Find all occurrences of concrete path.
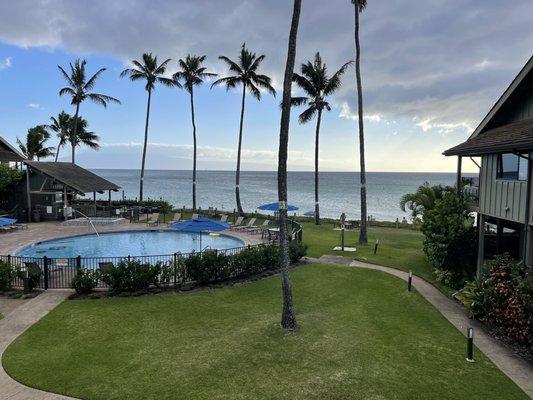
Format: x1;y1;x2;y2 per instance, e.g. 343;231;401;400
311;255;533;399
0;290;77;400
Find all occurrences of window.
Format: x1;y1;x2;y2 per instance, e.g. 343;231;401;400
497;153;528;181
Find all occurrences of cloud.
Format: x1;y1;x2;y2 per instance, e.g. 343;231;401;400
0;0;531;136
28;103;41;109
0;56;11;69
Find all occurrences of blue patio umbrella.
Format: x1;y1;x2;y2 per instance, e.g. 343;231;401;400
170;217;230;251
257;202;299;212
303;210;315;217
0;217;17;227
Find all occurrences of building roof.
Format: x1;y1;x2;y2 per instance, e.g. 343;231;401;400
468;55;533;139
0;136;25;161
25;161;120;194
443;118;533;156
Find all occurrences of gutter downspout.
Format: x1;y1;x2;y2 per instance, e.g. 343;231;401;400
523;152;532;271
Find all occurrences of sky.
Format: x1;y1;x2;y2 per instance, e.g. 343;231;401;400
0;0;531;173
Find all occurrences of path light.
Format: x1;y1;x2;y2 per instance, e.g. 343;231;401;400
407;271;412;292
373;239;379;254
466;328;475;362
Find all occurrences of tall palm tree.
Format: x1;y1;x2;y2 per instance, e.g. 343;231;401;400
351;0;369;244
212;44;276;215
173;55;217;211
277;0;302;332
292;53;352;225
68;115;100;155
121;53;175;201
17;125;54;161
47;111;71;162
58;59;120;164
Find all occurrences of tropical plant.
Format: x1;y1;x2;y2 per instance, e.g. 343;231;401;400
212;44;276;215
400;182;453;220
58;59;120;163
173;55;217;211
0;164;22;193
17;125;54;161
47;111;71;162
351;0;368;244
276;0;302;331
68;115;100;156
421;193;477;288
121;53;175;201
291;53;352;225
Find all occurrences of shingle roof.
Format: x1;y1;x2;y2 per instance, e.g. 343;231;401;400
443;118;533;156
0;136;25;161
25;161;120;194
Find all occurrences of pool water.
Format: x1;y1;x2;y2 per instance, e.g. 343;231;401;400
16;230;244;258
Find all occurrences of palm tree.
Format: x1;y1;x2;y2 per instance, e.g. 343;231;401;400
292;53;352;225
277;0;302;331
17;125;54;161
173;55;217;211
400;183;452;221
212;44;276;215
68;115;101;155
121;53;175;201
351;0;369;244
58;59;120;164
47;111;71;162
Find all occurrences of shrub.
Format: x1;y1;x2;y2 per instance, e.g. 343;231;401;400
0;260;14;291
289;241;308;264
101;260;161;293
463;254;532;348
70;268;100;294
421;193;477;288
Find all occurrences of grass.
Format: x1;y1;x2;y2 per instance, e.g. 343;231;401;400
3;264;527;400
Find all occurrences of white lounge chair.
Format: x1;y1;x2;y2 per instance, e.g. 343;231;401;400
220;214;228;223
230;216;244;229
147;213;160;227
166;212;181;227
248;220;270;234
191;213;199;220
235;217;256;231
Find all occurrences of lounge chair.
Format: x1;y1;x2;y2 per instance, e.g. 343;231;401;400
191;213;199;220
235;217;256;231
147;213;160;227
208;207;214;216
220;214;228;223
229;216;244;229
247;220;270;234
166;212;181;227
15;223;28;230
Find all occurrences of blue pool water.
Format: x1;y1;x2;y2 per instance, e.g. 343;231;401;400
16;230;244;258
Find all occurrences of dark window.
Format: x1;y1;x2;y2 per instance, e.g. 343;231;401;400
497;153;528;181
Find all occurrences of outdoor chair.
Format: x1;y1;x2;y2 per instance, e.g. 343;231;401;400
191;213;199;220
235;218;256;231
247;220;269;234
147;213;160;227
230;216;244;229
15;223;28;230
208;207;214;216
166;212;181;227
220;214;228;223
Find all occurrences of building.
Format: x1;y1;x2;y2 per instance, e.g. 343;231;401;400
0;136;120;221
444;55;533;274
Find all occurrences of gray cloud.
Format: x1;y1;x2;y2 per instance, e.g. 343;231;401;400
0;0;531;133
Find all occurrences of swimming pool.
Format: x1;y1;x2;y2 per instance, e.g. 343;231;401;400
16;230;245;258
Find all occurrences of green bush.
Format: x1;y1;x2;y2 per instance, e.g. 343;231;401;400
289;241;308;264
421;193;477;288
101;260;162;293
463;254;532;349
70;268;100;294
0;260;14;291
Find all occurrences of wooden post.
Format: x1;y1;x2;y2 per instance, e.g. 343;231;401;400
108;190;112;217
477;213;485;278
63;186;68;221
93;192;97;217
25;165;32;222
456;156;463;196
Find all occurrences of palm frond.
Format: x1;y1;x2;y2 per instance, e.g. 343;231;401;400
291;96;309;106
323;61;353;96
218;56;243;74
84;67;106;91
298;106;317;124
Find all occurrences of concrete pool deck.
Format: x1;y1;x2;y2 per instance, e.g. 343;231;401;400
0;220;265;256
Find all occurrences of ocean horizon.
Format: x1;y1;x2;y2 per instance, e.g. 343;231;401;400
88;169;475;221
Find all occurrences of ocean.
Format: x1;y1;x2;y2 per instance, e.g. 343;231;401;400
89;170;473;221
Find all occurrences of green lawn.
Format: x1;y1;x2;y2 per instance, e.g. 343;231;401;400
3;264;526;400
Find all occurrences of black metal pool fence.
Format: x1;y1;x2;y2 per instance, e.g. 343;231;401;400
1;220;303;290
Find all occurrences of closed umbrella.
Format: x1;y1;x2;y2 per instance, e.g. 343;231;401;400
0;217;17;227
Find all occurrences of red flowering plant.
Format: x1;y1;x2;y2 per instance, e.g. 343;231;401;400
464;254;532;349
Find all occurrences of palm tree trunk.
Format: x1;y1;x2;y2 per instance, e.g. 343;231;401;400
54;140;61;162
235;82;246;215
314;109;322;225
140;88;152;202
190;88;197;211
71;103;80;164
278;0;301;332
354;4;368;244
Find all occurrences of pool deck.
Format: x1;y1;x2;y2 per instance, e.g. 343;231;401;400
0;220;265;256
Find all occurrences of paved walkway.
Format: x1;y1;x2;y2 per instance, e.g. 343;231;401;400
311;255;533;398
0;290;78;400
